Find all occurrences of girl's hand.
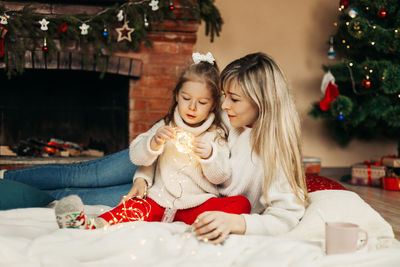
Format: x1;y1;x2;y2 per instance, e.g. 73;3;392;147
150;126;175;151
192;139;213;159
192;211;246;245
118;178;148;205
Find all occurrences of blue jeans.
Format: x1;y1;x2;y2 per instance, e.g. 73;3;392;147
4;149;138;206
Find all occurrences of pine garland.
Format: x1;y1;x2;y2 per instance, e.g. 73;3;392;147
0;0;223;77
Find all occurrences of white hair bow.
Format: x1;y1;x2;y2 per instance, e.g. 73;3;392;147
192;52;215;65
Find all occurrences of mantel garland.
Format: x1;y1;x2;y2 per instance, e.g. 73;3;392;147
0;0;223;77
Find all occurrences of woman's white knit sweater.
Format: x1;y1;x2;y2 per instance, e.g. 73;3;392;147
129;108;231;209
219;114;305;236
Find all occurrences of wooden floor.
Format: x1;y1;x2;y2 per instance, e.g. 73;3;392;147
320;168;400;240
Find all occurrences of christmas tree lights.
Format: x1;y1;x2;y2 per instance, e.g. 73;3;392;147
309;0;400;154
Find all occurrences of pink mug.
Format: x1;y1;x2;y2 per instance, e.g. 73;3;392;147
325;222;368;255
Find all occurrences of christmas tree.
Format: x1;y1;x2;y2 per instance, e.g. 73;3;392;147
309;0;400;155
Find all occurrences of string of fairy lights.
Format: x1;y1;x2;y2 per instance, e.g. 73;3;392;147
330;0;399;91
100;128;195;225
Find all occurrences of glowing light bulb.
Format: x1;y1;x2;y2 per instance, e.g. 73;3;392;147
174;129;195;153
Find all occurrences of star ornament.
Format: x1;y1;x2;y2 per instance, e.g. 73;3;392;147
116;21;135;42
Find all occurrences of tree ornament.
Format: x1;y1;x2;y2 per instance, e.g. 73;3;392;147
0;13;10;25
149;0;159;11
103;26;109;37
39;18;49;31
56;22;68;35
42;36;48;52
144;14;149;28
116;21;135;42
348;8;358;18
0;24;8;58
327;36;336;59
117;10;124;22
79;23;90;35
361;78;371;88
319;71;339;111
339;0;349;9
377;8;387;18
169;1;175;11
338;111;344;121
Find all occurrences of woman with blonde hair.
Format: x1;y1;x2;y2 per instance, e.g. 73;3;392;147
192;52;309;244
2;52;308;244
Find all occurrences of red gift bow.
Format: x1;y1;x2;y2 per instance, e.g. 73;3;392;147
363;161;382;185
379;154;398;165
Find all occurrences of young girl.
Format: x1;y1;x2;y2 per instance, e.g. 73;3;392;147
54;52;250;229
192;52;309;244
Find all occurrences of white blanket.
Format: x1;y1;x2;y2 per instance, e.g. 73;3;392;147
1;190;400;267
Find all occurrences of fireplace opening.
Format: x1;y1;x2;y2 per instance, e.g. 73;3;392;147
0;70;129;156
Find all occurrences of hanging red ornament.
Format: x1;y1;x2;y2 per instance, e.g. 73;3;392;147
339;0;349;9
0;24;8;58
377;8;387;18
169;1;175;10
361;78;371;89
56;22;68;35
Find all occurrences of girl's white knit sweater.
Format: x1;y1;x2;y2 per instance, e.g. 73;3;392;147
219;115;305;236
129;108;231;209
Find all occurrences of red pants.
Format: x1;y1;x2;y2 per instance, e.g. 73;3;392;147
99;195;251;225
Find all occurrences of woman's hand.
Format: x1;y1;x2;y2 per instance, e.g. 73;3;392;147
150;126;175;151
192;139;213;159
192;211;246;245
118;177;148;205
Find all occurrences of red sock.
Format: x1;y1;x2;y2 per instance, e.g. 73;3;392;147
319;81;339;111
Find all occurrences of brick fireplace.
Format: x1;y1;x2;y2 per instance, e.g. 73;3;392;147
0;1;199;156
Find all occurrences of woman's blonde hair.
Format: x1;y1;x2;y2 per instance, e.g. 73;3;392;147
221;52;309;206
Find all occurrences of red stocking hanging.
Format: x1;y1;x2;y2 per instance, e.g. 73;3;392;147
0;24;8;58
318;71;339;111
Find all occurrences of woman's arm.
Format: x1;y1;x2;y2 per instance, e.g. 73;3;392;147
242;191;305;235
192;211;246;245
193;180;305;244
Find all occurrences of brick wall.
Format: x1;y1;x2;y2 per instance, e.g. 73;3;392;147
127;36;197;141
3;1;199;143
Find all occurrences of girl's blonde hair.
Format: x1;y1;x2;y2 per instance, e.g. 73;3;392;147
164;61;224;136
221;52;309;206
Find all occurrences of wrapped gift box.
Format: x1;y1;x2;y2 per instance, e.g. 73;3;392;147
351;163;386;187
371;155;400;168
382;177;400;191
303;156;321;174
